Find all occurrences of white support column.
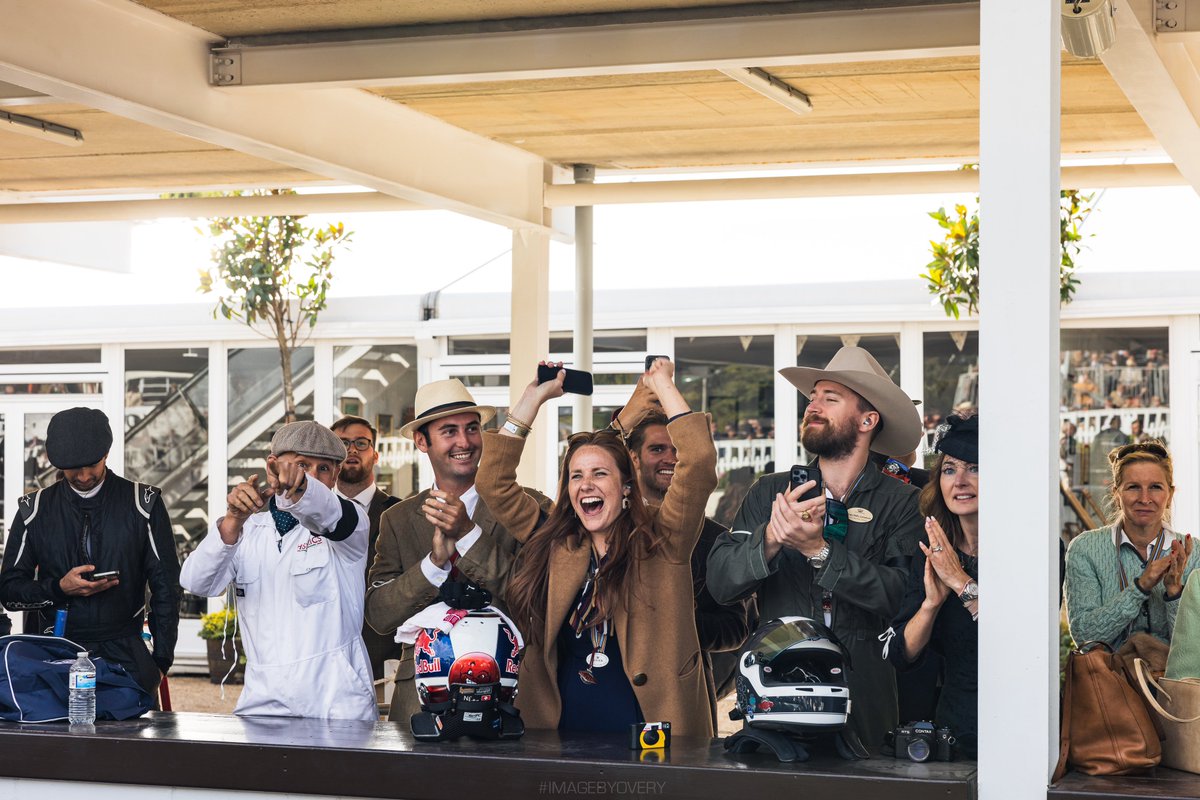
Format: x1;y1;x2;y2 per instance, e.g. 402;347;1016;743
573;164;595;433
207;343;229;530
313;342;335;426
1168;314;1200;534
511;228;552;493
101;344;125;476
773;327;799;471
898;323;924;410
978;2;1060;798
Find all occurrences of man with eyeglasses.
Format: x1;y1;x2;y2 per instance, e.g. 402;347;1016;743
707;346;925;751
0;407;180;705
331;415;403;686
365;379;549;725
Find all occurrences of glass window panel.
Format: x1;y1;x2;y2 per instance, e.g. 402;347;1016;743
124;348;210;613
0;348;101;365
23;413;54;494
549;330;647;354
1059;327;1169;528
454;374;509;388
227;346;314;490
922;331;979;465
334;344;419;500
0;381;102;395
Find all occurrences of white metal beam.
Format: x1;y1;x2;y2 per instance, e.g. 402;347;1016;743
0;0;550;230
211;4;980;89
1102;0;1200;195
0;163;1181;224
544;163;1184;206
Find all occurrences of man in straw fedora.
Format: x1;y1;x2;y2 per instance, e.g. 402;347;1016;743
365;379;548;723
708;346;925;750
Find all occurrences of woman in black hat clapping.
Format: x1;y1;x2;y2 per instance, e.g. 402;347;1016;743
882;413;980;756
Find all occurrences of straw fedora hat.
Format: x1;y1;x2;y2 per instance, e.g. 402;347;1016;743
779;346;922;458
398;379;496;440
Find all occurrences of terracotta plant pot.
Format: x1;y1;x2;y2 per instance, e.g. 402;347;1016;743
206;637;246;684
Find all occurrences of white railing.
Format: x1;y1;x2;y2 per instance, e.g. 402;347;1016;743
377;436;419;469
1064;407;1169;445
714;438;774;476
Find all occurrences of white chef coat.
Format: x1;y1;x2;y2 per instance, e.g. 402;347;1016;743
181;478;375;721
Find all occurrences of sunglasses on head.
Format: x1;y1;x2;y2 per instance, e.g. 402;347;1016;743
1113;441;1168;460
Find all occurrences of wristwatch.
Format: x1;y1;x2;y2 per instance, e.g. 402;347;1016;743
959;580;979;604
807;543;831;569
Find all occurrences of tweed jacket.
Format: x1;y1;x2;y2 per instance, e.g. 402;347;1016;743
364;484;545;722
469;412;718;738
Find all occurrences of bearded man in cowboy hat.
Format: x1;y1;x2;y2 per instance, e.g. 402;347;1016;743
365;379;549;723
707;346;924;750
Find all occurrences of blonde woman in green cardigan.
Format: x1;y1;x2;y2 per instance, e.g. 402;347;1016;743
1065;441;1198;649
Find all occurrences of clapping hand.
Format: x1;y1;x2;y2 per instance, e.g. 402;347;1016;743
1164;534;1194;598
763;480;826;561
921;557;950;610
423;489;474;538
920;516;971;596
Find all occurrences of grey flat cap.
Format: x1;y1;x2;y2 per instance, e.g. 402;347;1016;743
270;421;347;462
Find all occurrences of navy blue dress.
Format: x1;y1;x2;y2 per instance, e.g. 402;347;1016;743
555;616;642;733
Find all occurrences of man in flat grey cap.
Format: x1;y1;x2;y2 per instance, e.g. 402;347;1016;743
180;420;374;720
0;406;181;703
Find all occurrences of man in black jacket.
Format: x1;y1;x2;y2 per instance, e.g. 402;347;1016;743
0;407;180;703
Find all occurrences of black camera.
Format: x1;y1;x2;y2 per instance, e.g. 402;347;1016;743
629;721;671;750
883;721;955;762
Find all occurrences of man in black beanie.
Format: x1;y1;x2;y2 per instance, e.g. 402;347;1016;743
0;407;181;703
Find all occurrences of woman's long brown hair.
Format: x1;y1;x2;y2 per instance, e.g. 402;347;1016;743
505;430;667;640
918;452;966;550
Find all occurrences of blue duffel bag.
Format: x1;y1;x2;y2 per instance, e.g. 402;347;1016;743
0;635;153;722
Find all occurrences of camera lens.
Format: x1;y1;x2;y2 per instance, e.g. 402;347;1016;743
907;738;931;762
642;729;661;747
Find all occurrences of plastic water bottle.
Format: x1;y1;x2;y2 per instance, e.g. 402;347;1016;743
68;651;96;726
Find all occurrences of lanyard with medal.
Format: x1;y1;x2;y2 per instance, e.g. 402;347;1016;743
815;470;866;627
569;545;610;685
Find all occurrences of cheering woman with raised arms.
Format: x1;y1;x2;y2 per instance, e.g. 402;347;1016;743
465;358;717;737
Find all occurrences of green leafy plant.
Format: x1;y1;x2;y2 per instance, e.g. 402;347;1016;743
198;607;240;640
199;189;351;421
922;188;1094;319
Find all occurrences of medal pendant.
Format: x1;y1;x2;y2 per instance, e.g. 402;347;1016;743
587;652;609;669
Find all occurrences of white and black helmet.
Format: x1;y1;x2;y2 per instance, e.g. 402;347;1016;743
734;616;852;732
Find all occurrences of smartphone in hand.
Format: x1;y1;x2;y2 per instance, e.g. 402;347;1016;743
537;364;594;396
645;355;669;371
790;464;823;503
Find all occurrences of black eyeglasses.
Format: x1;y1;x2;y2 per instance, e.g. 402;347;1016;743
1112;440;1168;460
340;437;373;452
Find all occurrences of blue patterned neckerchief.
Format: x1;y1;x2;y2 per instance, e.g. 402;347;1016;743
269;498;299;551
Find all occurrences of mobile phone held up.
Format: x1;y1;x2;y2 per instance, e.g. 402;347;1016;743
537;364;594;396
790;464;823;503
645;355;669;371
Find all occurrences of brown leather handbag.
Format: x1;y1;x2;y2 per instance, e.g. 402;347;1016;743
1054;641;1162;781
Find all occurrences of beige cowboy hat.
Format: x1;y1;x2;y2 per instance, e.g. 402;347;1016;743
398;379;496;440
779;346;922;458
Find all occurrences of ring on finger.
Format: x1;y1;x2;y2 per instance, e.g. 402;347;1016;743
931;545;944;553
800;510;812;522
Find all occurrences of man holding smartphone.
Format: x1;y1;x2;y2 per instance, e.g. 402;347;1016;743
0;407;181;704
365;379;549;724
707;346;924;750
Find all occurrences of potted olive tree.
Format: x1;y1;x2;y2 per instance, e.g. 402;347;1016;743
199;607;246;684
